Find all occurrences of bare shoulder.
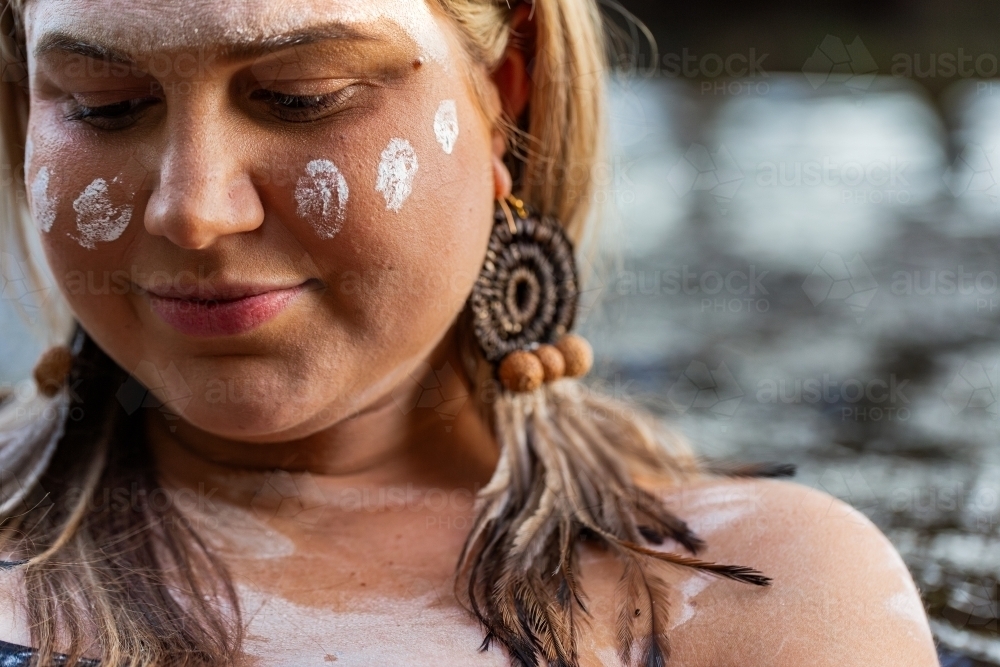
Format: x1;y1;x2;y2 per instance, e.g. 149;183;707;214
576;477;939;667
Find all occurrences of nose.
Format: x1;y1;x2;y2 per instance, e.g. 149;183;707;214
144;117;264;250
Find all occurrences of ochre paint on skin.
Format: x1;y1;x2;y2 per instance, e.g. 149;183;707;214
671;486;760;538
295;159;350;239
336;2;451;69
885;591;930;633
669;573;715;629
25;1;450;69
236;583;508;666
376;138;418;212
23;137;33;177
195;503;298;560
29;166;57;233
72;178;132;249
433;100;459;154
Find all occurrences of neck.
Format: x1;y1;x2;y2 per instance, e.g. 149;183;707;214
147;335;499;512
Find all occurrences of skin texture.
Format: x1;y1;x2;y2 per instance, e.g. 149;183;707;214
2;0;940;665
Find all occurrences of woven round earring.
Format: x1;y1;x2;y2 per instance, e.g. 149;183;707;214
468;194;593;393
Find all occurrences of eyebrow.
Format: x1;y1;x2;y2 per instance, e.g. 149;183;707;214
34;35;133;64
33;22;380;65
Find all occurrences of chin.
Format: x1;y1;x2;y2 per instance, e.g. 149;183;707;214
146;362;348;441
173;395;333;442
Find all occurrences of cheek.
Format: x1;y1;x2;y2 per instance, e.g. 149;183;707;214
261;90;493;335
27;117;144;252
25;122;151;346
27;110;148;243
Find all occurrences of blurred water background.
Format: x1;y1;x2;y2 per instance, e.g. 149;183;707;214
4;4;1000;665
575;68;1000;665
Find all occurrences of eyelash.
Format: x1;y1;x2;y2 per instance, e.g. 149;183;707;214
63;86;360;130
249;86;359;122
64;97;159;130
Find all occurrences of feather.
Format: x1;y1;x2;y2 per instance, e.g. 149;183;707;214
516;570;575;664
621;542;772;587
704;460;797;479
639;568;672;667
631;488;705;554
456;382;784;667
557;520;588;614
615;553;672;667
614;555;646;667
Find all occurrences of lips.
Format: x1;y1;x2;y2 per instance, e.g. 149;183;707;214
146;282;312;337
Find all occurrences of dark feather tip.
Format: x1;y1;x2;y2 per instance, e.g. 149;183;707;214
644;644;668;667
640;524;705;555
638;525;664;545
675;529;705;555
711;461;797;479
752;462;797;478
720;566;772;586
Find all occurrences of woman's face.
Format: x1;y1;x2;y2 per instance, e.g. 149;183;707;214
23;0;500;441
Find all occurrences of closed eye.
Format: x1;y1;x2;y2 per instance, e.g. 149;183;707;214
64;97;161;130
249;85;361;123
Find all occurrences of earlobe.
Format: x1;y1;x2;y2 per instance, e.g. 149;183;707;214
492;147;512;200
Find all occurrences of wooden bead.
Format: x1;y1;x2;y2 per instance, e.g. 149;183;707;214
498;350;544;393
555;334;593;378
533;344;565;382
33;346;73;397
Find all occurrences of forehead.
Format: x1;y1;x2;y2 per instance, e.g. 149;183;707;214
24;0;448;63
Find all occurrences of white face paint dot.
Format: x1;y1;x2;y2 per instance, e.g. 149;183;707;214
433;100;459;154
72;178;133;249
30;167;57;233
295;159;350;239
375;138;419;212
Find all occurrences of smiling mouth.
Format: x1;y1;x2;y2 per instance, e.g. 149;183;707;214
146;279;321;338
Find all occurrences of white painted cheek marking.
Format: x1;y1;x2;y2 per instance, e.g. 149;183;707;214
375;138;419;212
72;178;133;249
29;167;57;233
433;100;459;154
295;159;349;239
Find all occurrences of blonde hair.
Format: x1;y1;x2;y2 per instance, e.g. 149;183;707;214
0;2;779;666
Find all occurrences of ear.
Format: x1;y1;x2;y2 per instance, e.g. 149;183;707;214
488;3;535;196
489;3;535;144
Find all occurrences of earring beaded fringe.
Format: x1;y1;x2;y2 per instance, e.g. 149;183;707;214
497;334;592;392
33;346;74;397
533;343;565;382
